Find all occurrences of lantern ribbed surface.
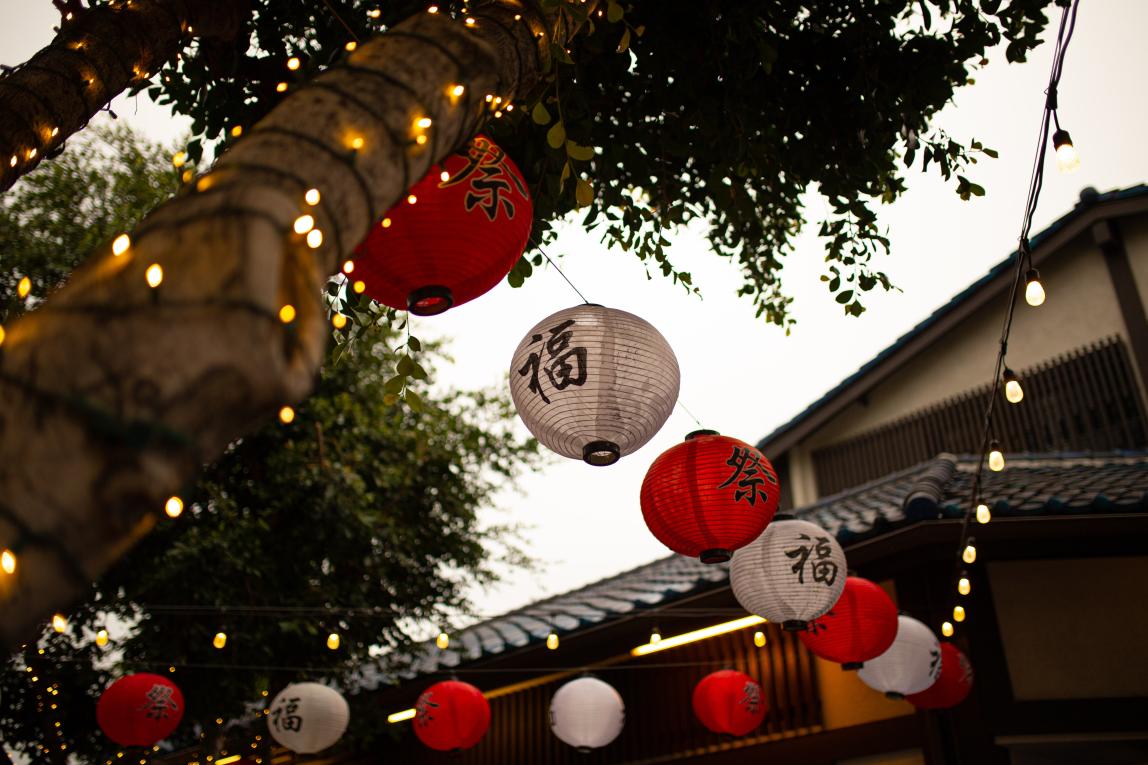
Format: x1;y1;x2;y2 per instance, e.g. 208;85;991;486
906;643;974;709
857;615;942;698
799;576;898;668
509;305;680;465
351;135;532;315
730;518;847;630
549;677;625;752
414;680;491;751
691;670;767;737
641;432;779;563
267;682;349;754
97;673;184;747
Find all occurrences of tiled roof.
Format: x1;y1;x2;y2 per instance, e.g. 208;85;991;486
356;452;1148;687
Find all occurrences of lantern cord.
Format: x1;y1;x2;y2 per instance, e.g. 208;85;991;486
675;399;705;430
533;241;591;304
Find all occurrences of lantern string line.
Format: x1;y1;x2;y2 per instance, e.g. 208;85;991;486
675;399;705;430
950;0;1080;633
531;239;592;304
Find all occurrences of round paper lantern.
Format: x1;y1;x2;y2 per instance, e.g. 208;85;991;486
730;517;847;630
97;673;184;747
351;134;532;315
857;615;942;699
641;431;780;563
692;670;767;736
509;304;680;466
267;682;349;753
799;576;898;669
549;676;625;752
906;643;974;709
414;680;490;751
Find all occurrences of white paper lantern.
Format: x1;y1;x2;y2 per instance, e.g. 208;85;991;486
730;517;847;630
858;615;942;698
267;682;349;754
549;676;625;752
509;305;680;466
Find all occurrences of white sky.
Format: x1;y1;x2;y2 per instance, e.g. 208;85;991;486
3;1;1148;624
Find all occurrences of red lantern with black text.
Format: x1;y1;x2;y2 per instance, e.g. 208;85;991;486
351;135;532;315
692;670;767;736
799;576;898;669
97;673;184;747
906;643;974;709
641;431;780;563
413;680;491;751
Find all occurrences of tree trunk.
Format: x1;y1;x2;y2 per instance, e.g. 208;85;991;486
0;0;248;194
0;0;573;650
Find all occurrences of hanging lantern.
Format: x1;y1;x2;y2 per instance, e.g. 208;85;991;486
730;516;847;630
906;643;974;709
97;674;184;747
857;615;942;699
414;680;490;751
351;135;532;315
640;431;780;563
549;676;625;752
692;670;767;736
509;304;680;466
267;682;349;753
799;576;898;669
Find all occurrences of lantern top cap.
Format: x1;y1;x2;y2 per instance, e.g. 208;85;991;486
773;512;797;521
685;429;720;440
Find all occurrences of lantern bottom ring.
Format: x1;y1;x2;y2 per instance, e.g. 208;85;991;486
698;548;732;564
407;285;454;316
885;691;905;700
781;620;808;632
842;662;863;671
582;440;620;466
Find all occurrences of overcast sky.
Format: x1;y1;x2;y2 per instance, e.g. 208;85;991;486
3;1;1148;625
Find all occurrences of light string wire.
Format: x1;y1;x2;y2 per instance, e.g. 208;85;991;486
951;0;1081;634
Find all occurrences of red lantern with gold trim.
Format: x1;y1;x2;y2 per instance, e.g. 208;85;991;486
97;673;184;747
413;679;491;751
799;576;898;669
906;643;974;709
640;430;780;564
350;134;532;315
692;670;767;736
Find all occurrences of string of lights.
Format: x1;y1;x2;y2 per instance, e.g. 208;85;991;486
943;0;1081;640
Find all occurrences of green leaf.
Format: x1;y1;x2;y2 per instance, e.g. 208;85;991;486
407;335;421;352
408;359;428;381
547;121;567;149
566;142;595;162
835;289;854;304
575;178;593;208
397;355;414;375
384;375;406;394
607;0;623;22
617;27;631;53
405;389;423;413
531;101;551;125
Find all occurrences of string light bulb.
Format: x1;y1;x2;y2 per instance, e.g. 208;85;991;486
1003;368;1023;404
332;313;347;329
350;136;364;150
649;628;661;644
435;632;450;650
1024;268;1046;307
305;188;321;205
941;621;954;638
112;233;131;256
353;280;366;294
1052;129;1080;173
213;632;227;649
407;194;417;204
278;305;296;323
293;214;315;234
987;440;1005;472
0;326;5;347
440;170;450;182
416;116;432;129
278;406;295;424
963;542;977;565
276;82;288;93
326;633;340;650
52;614;67;633
17;276;31;298
165;496;183;518
465;17;476;25
753;630;767;648
546;632;559;650
230;125;243;138
1;548;15;574
95;629;109;647
306;229;323;248
146;264;163;288
428;4;439;12
976;503;991;524
450;84;464;97
953;605;966;623
286;56;300;71
958;575;971;596
342;260;355;274
172;151;187;168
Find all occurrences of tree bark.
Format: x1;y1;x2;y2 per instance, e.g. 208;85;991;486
0;0;568;650
0;0;249;194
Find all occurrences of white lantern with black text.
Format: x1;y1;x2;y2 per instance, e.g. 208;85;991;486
730;516;847;630
857;615;942;699
549;676;625;752
509;305;680;466
267;682;349;754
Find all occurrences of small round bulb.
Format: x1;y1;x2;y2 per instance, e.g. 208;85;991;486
416;117;432;129
958;576;971;596
52;614;67;633
306;229;323;248
286;56;300;71
164;496;183;518
95;629;109;647
546;632;559;650
213;632;227;649
436;632;450;650
305;188;320;205
112;233;131;257
344;41;357;52
753;630;767;648
1052;129;1080;173
17;276;31;298
963;544;977;565
172;151;187;168
941;621;954;638
976;503;991;524
440;170;450;182
278;304;296;323
1025;268;1046;307
1003;368;1023;404
381;217;392;228
1;548;16;574
649;629;661;644
326;633;340;650
145;264;163;288
342;260;355;274
293;214;315;234
407;194;417;204
987;440;1005;472
353;280;366;294
275;82;288;93
332;313;348;329
953;605;966;623
230;125;243;138
278;406;295;424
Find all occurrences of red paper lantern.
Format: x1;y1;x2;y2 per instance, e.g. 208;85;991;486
906;643;974;709
799;577;898;669
97;673;184;747
640;431;780;563
351;134;532;316
692;670;767;736
413;680;491;751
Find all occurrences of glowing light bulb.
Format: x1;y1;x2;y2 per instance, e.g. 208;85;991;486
164;496;183;518
753;630;767;648
0;326;5;347
305;188;320;205
342;260;355;274
428;4;439;12
407;194;417;204
416;117;432;129
1;548;15;574
941;621;954;637
546;632;559;650
1025;268;1045;307
95;629;109;647
649;628;661;644
17;276;31;298
353;280;366;294
213;632;227;649
331;313;347;329
145;264;163;288
230;125;243;138
279;406;295;424
381;217;392;228
276;82;288;93
987;440;1004;472
293;214;315;234
465;17;476;25
326;633;340;650
415;134;427;145
306;229;323;248
440;170;450;182
112;233;131;256
286;56;300;71
1003;368;1023;404
278;305;296;323
450;84;464;97
350;136;364;150
958;576;971;596
976;503;991;524
953;605;966;623
172;151;187;168
52;614;67;633
367;8;381;18
436;632;450;650
963;544;977;565
1052;129;1079;173
345;41;357;51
